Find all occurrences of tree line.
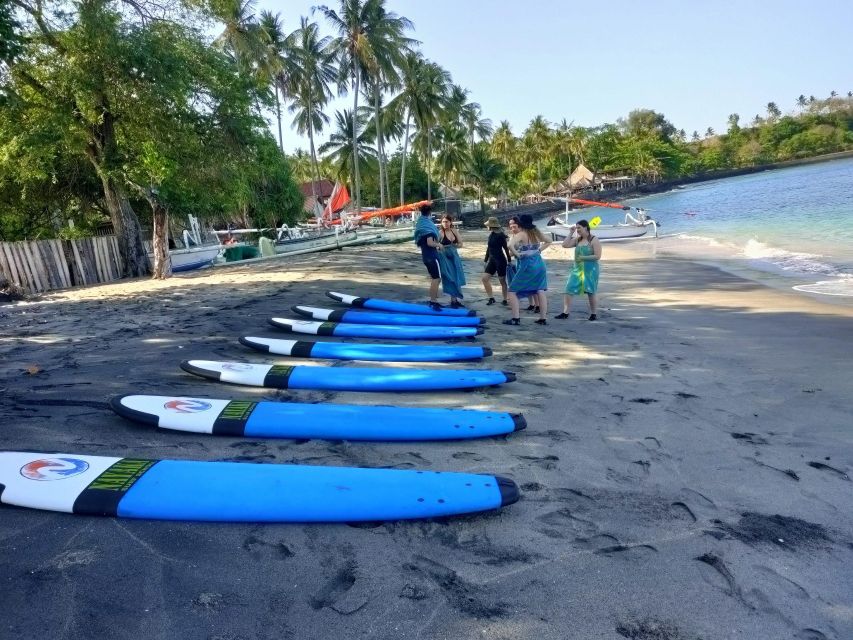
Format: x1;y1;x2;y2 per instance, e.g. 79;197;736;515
2;0;852;278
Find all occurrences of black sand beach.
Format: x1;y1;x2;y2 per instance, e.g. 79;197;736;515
1;238;852;639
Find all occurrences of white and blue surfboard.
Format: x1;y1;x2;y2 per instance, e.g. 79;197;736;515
111;395;526;441
327;291;475;317
180;360;516;391
0;451;520;522
270;318;482;340
292;305;484;327
239;336;492;362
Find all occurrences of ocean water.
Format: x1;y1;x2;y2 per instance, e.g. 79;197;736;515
570;157;853;300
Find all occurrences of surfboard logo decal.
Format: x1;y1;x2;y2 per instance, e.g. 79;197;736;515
164;399;213;414
265;365;295;389
73;458;157;516
20;457;90;481
213;401;257;436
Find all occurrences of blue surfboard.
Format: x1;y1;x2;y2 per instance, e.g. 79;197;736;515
270;318;482;340
0;451;519;522
111;395;526;440
293;305;483;327
180;360;516;391
327;291;475;317
239;336;492;362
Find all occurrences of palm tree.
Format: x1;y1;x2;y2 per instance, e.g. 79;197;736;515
316;0;413;214
766;102;781;121
467;144;503;214
434;122;469;199
388;55;450;204
568;126;588;166
705;127;715;137
727;113;740;134
522;115;551;195
214;0;266;68
319;109;377;185
490;120;516;168
362;0;415;208
462;103;493;150
257;11;292;151
288;149;315;183
289;16;336;206
796;94;807;109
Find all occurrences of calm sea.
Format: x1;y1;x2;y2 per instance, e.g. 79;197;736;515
573;157;853;300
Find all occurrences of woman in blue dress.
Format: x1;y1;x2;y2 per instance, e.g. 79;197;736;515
557;219;602;320
437;215;467;308
504;214;551;325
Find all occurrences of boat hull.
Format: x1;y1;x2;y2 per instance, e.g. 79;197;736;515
274;230;360;255
161;246;222;272
549;223;654;242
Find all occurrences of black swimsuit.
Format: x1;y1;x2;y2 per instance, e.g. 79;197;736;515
484;231;509;277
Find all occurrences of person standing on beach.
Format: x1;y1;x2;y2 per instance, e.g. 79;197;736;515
437;214;466;308
507;216;534;310
558;219;602;320
413;203;445;311
504;214;551;325
481;216;512;306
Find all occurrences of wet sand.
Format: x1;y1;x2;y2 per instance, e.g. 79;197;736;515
1;236;852;639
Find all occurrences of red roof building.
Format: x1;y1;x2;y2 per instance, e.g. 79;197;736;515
299;180;335;214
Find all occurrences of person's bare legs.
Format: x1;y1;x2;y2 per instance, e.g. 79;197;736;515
507;292;520;319
588;293;598;319
429;278;440;303
481;273;493;298
537;291;547;320
498;277;508;301
556;294;572;318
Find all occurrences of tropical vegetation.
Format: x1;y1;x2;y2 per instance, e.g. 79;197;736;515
2;0;852;279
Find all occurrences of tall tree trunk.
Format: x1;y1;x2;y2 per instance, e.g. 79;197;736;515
479;185;484;214
99;175;150;278
400;108;411;205
351;72;362;215
150;202;170;279
308;93;318;212
275;85;284;152
84;100;150;277
373;87;385;209
426;129;432;201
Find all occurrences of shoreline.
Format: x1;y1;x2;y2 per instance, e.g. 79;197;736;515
572;149;853;203
2;239;852;639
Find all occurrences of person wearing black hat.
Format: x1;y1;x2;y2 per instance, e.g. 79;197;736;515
481;216;511;305
504;214;551;325
413;203;444;311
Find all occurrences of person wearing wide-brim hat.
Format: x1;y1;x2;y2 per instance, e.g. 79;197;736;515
481;217;512;305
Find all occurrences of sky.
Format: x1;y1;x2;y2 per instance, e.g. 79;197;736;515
256;0;853;154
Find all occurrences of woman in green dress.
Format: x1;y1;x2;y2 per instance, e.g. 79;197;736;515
557;219;602;321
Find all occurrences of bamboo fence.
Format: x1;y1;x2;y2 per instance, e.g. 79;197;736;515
0;235;123;294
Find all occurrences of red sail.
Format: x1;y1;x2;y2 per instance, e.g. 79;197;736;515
323;182;352;220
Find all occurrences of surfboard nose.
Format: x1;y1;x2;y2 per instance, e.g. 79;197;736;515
481;347;493;357
510;413;527;431
502;371;517;383
495;476;520;506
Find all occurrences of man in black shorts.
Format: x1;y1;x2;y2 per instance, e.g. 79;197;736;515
414;203;444;310
481;216;512;305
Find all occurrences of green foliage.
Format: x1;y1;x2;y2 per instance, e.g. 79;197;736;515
0;0;302;243
361;151;428;206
